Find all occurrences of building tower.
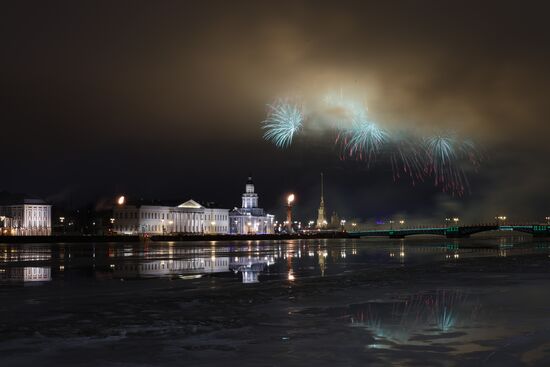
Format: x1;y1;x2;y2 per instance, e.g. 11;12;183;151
316;173;327;228
242;176;259;208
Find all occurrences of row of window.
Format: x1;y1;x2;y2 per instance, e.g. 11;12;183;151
205;214;228;221
114;211;211;221
114;224;211;233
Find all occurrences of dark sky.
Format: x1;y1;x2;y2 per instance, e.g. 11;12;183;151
1;1;549;222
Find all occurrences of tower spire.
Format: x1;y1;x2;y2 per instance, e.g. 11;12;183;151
320;172;324;203
316;172;327;228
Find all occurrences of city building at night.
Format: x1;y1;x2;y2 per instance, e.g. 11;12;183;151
229;176;274;234
113;199;229;235
0;195;52;235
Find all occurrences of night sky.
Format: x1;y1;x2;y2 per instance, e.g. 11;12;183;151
2;1;549;222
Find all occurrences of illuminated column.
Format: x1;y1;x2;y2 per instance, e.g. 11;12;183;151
286;194;295;233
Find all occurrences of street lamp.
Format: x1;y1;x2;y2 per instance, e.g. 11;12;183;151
453;217;459;224
399;220;405;225
389;220;395;230
545;216;550;225
495;216;507;226
117;196;125;205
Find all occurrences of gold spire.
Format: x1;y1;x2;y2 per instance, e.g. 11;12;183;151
316;172;327;228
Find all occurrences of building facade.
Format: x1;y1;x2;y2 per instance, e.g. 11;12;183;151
0;199;52;235
229;176;274;234
113;199;229;235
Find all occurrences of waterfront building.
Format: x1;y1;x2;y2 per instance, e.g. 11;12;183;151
229;176;274;234
0;196;52;235
112;199;229;235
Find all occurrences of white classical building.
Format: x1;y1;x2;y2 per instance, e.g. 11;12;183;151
0;198;52;236
229;176;275;234
0;267;52;283
113;199;229;235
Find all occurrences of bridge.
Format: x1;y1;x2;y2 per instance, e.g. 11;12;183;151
349;224;550;239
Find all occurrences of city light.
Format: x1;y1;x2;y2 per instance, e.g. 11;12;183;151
287;194;295;205
117;196;126;205
288;271;295;281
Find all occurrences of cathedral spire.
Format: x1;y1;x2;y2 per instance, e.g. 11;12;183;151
320;172;324;203
316;172;327;228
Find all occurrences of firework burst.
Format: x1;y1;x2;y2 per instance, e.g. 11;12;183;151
423;134;480;196
262;100;303;148
388;134;427;185
337;110;390;163
260;94;483;196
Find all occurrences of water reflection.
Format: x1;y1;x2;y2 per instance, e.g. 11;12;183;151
350;290;480;347
0;238;548;286
0;267;51;284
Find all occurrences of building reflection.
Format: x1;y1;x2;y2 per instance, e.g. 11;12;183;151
107;252;276;284
0;267;51;284
1;239;549;286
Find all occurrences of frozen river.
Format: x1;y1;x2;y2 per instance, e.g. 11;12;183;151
1;236;549;366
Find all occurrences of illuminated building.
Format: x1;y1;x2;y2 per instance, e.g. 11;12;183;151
0;267;51;283
316;172;327;229
229;176;274;234
113;199;229;235
0;197;52;236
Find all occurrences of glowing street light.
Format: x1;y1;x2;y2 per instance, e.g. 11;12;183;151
340;219;346;231
495;216;507;226
452;217;460;223
399;220;405;225
546;216;550;225
117;196;125;205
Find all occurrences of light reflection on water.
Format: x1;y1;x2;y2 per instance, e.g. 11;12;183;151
349;289;482;346
0;237;548;285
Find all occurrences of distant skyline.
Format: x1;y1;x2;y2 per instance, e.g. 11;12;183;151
2;1;549;222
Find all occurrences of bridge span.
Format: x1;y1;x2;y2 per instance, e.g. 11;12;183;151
349;224;550;239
